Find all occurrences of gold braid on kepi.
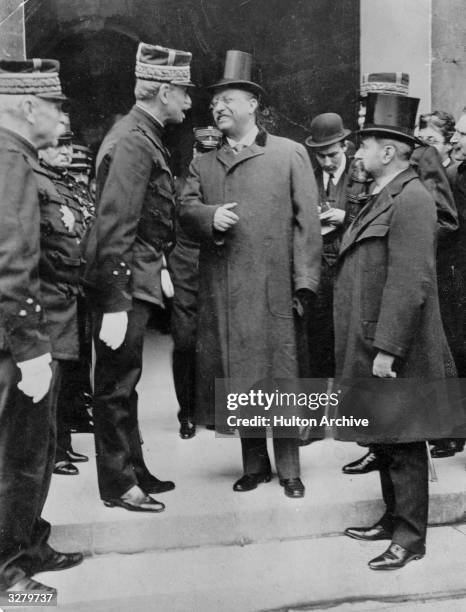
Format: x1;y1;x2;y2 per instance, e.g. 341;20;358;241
135;43;195;87
360;72;409;97
0;59;67;100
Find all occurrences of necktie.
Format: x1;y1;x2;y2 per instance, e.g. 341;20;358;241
232;142;245;154
326;173;336;202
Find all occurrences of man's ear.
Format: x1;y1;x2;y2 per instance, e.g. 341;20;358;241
159;83;171;105
21;96;35;124
249;96;259;115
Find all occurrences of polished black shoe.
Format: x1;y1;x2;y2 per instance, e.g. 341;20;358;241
233;473;272;492
368;543;424;570
140;475;175;494
345;524;392;541
39;550;84;572
430;439;464;458
53;461;79;476
66;449;89;463
342;451;380;474
179;421;196;439
103;495;165;512
6;577;57;594
279;477;305;498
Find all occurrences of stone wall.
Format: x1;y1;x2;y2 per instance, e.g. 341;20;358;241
0;0;26;59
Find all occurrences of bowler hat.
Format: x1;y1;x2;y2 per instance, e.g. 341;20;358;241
135;43;195;87
359;92;419;144
360;72;409;97
305;113;351;148
208;50;265;98
0;58;67;100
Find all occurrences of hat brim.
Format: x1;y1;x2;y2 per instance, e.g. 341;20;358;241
359;126;418;145
36;92;68;102
305;128;352;148
207;79;265;98
170;80;196;88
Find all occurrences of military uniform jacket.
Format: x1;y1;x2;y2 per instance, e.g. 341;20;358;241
83;105;175;312
34;163;86;360
0;127;50;363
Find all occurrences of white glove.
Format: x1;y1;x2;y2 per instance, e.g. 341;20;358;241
99;311;128;350
17;352;53;403
161;269;174;299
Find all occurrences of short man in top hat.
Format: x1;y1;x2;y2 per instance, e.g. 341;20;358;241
0;59;82;594
342;71;458;475
169;126;222;439
179;50;321;498
83;43;193;512
304;113;352;381
335;92;464;569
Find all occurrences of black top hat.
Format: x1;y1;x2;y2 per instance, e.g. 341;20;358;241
305;113;351;148
359;92;419;144
0;58;67;100
208;50;265;98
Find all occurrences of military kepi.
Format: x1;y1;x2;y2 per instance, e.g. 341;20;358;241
208;50;265;97
360;92;419;144
135;43;194;86
0;58;66;100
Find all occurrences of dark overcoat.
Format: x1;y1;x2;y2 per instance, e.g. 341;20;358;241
83;105;175;312
334;167;466;443
179;130;322;423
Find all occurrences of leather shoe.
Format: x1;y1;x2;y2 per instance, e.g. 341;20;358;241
103;495;165;512
342;451;380;474
369;543;424;570
430;439;464;458
53;461;79;476
279;477;305;498
6;577;56;594
233;473;272;492
179;421;196;439
38;550;83;572
66;449;89;463
139;475;175;494
345;524;392;541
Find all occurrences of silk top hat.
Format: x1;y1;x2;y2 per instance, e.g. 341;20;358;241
193;126;222;150
305;113;351;148
135;43;195;87
360;72;409;97
360;92;419;144
0;59;67;100
208;50;265;97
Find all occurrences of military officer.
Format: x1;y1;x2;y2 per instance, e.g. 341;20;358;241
0;59;82;595
83;43;193;512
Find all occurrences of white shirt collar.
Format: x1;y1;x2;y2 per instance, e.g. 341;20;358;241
226;125;259;151
323;153;346;188
371;168;405;195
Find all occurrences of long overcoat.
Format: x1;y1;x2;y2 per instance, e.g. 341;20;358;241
334;167;466;443
179;130;322;424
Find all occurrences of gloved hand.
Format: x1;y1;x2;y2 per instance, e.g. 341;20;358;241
161;256;174;299
293;288;317;318
99;311;128;350
17;352;53;403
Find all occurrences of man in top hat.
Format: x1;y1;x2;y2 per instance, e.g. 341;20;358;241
0;59;82;594
342;71;458;476
179;50;321;497
83;43;193;512
304;113;352;383
169;126;222;440
335;92;464;569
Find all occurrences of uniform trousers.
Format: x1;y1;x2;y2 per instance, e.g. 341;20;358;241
92;299;157;500
374;442;428;554
240;431;300;480
0;355;60;590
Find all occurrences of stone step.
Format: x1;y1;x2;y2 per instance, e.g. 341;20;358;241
37;525;466;611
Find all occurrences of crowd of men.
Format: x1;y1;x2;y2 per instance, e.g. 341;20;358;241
1;42;466;594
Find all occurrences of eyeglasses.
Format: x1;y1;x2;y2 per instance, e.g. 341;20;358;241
209;95;245;111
